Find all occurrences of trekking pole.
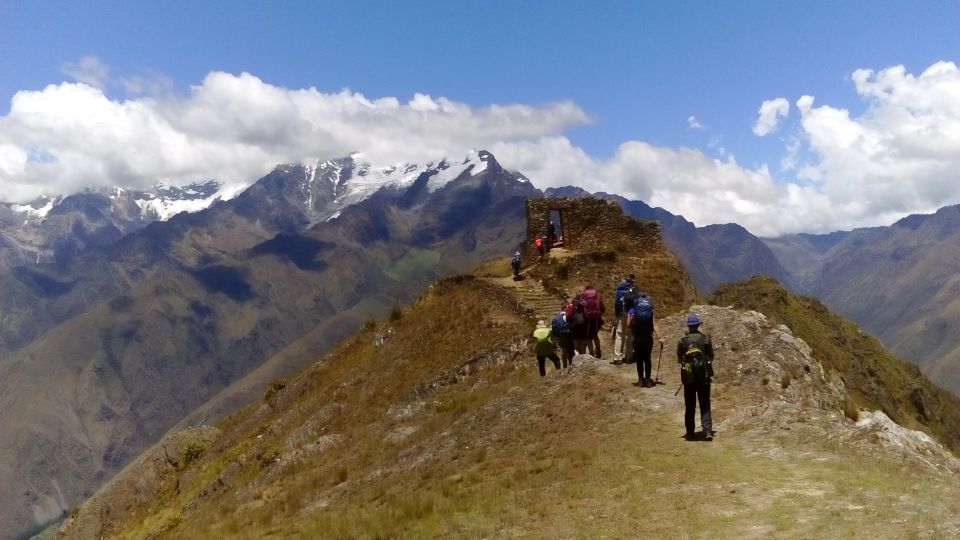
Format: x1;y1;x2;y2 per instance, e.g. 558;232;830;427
654;341;663;384
674;385;682;396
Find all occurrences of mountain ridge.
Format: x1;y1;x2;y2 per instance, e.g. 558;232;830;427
56;205;960;538
0;151;536;539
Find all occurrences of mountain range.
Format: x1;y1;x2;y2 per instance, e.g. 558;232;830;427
0;150;534;539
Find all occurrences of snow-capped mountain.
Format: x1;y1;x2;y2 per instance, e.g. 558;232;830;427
0;180;230;266
0;150;527;268
285;149;522;223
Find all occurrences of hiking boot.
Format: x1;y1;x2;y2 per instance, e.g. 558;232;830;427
704;431;714;441
683;432;695;440
609;359;623;365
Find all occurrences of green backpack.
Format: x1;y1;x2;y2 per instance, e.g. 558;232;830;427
680;337;712;385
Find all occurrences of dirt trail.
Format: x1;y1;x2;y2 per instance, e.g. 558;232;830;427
485;268;698;442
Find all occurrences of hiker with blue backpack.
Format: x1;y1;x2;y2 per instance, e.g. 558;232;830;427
552;305;575;367
677;314;715;440
532;320;562;377
628;292;663;387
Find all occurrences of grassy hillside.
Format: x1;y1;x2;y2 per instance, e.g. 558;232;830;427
60;241;960;538
711;275;960;454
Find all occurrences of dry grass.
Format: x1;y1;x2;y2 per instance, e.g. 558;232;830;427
82;272;960;540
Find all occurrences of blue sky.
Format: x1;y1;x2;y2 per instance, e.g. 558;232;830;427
1;1;959;235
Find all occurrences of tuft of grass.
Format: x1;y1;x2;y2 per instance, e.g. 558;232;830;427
181;441;205;469
263;379;287;402
843;395;860;422
587;250;617;262
256;446;281;468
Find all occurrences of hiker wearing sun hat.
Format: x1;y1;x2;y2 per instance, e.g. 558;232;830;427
533;320;562;376
677;313;715;440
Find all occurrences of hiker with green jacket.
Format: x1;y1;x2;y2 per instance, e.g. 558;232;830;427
677;314;715;440
533;320;562;376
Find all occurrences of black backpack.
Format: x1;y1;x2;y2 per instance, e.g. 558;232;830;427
622;287;639;312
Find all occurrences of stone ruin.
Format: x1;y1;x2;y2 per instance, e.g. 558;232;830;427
520;197;663;263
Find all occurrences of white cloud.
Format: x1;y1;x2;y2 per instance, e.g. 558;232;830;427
0;71;590;201
687;116;704;129
3;61;958;237
794;61;960;227
753;97;790;136
61;56;110;89
500;62;960;236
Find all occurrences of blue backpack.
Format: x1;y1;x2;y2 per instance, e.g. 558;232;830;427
551;313;570;336
629;295;654;335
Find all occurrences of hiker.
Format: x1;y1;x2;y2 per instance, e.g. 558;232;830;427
551;306;575;368
547;221;556;250
580;285;605;358
567;295;590;355
677;314;715;440
533;320;561;376
610;274;636;364
629;292;663;387
511;250;522;279
535;235;545;262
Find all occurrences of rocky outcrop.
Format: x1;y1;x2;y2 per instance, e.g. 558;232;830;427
673;305;960;474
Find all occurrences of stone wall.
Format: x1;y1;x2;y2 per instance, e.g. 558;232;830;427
522;197;663;262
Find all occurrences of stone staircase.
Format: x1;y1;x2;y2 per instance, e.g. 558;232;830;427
483;274;565;322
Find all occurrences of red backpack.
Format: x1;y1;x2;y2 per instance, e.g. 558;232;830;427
580;288;603;320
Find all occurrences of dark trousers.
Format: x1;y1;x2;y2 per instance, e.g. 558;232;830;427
537;354;561;376
632;336;653;381
683;382;712;435
557;335;574;367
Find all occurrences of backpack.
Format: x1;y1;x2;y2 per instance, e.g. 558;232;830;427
551;313;570;336
614;280;632;314
565;298;584;319
533;327;555;356
581;288;602;320
680;335;712;385
567;310;588;339
629;295;654;335
622;287;640;312
512;252;521;265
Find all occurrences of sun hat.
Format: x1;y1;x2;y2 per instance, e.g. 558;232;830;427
686;314;702;326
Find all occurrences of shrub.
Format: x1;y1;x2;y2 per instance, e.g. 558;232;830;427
552;262;569;280
182;441;206;468
263;379;287;402
588;250;617;262
842;395;860;422
257;447;281;468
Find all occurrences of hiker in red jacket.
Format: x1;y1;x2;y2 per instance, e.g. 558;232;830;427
579;285;605;358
